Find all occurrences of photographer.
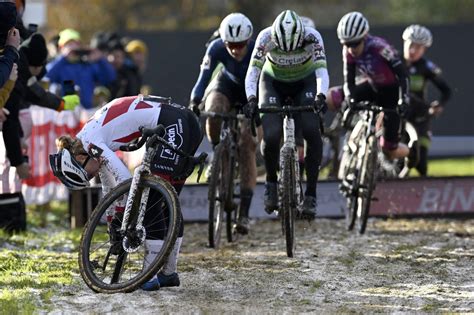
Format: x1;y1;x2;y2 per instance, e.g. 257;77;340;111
46;29;116;109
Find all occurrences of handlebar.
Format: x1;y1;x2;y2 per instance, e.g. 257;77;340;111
119;125;208;183
119;125;165;152
250;103;325;136
258;105;319;114
350;101;397;113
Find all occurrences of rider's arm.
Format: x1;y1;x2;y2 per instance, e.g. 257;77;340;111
189;40;221;104
245;29;269;101
342;47;357;99
309;28;329;96
426;60;451;106
94;144;131;195
380;46;409;101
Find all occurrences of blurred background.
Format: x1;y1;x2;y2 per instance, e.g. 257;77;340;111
23;0;474;150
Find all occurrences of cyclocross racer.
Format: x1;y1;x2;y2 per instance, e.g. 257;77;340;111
189;13;257;235
402;24;451;176
244;10;329;219
336;11;410;160
50;95;203;291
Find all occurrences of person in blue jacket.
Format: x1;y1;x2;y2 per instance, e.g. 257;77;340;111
46;29;116;109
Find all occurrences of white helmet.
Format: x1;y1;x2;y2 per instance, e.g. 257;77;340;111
271;10;305;51
49;149;91;190
337;11;369;44
403;24;433;47
219;13;253;43
300;16;315;29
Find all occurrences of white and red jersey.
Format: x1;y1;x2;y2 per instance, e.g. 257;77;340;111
76;95;162;195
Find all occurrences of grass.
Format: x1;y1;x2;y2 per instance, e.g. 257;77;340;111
425;157;474;177
0;203;80;314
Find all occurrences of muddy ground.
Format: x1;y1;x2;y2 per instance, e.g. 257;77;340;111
51;218;474;314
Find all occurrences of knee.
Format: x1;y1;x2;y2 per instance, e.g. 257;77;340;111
205;91;230;112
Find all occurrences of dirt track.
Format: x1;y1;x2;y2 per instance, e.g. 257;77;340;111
51;218;474;313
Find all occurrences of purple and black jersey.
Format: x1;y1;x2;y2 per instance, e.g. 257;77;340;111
190;38;255;104
343;35;409;100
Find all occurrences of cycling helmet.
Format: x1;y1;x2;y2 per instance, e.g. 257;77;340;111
300;16;315;29
271;10;305;51
337;11;369;44
219;13;253;43
402;24;432;47
49;149;90;190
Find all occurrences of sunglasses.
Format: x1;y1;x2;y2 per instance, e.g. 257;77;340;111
344;40;363;48
225;41;248;50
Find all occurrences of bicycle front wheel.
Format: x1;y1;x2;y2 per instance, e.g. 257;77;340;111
280;147;297;258
79;175;180;293
208;143;226;248
357;135;377;234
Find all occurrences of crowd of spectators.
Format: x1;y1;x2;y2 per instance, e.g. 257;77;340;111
0;0;149;232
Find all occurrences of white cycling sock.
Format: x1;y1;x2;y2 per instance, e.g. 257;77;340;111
162;237;182;275
143;239;163;280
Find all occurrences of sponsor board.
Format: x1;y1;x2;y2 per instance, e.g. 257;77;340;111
180;177;474;221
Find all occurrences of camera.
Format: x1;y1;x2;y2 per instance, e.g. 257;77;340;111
72;48;91;63
27;24;38;34
63;80;75;96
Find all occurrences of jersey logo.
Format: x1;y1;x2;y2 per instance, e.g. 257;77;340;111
160;123;184;160
88;144;103;158
380;47;395;61
201;55;211;70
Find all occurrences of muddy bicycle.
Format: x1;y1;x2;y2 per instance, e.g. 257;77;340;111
256;102;323;257
338;101;404;234
200;110;248;248
78;126;206;293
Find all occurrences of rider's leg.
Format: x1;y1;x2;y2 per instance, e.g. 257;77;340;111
259;72;282;212
235;120;258;234
412;115;431;177
378;86;409;159
417;137;430;176
204;91;231;146
296;73;321;219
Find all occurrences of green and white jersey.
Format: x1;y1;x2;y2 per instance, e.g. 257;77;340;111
245;26;329;100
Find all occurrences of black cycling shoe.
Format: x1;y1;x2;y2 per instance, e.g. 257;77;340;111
300;195;317;221
264;182;278;214
157;272;180;287
234;216;250;235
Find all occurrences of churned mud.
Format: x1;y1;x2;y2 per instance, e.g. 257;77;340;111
51;218;474;314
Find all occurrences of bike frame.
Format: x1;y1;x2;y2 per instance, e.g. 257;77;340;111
120;144;155;242
117;126;206;252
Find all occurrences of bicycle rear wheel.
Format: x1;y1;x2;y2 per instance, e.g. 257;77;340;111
357;135;377;234
280;147;297;258
79;175;180;293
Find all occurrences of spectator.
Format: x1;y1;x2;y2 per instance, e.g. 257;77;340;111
0;63;17;117
125;39;148;75
46;28;116;109
46;34;60;62
107;40;141;99
3;32;80;180
0;1;20;88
